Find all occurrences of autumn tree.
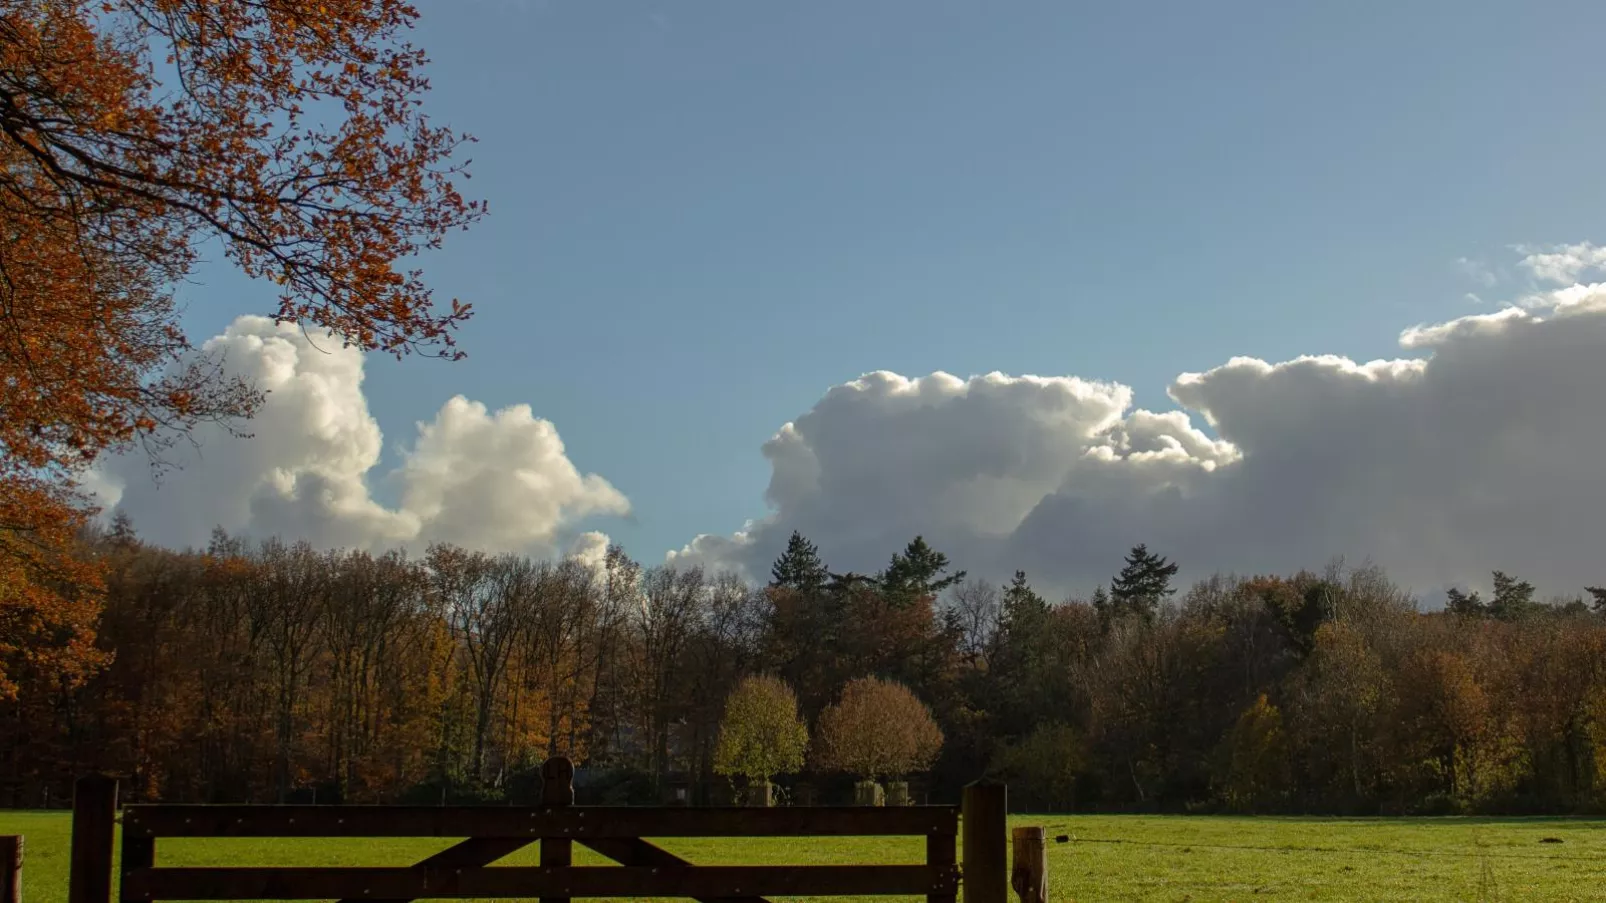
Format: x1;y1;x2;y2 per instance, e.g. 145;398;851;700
1396;646;1504;806
712;675;807;803
576;544;637;765
629;565;704;784
515;559;601;762
253;539;330;802
318;549;427;800
1285;621;1390;809
812;677;943;783
681;573;765;795
1217;694;1291;812
0;0;482;698
428;546;521;787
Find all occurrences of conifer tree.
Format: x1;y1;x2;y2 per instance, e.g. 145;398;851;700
1444;587;1487;617
996;571;1049;638
1488;571;1535;622
1108;544;1179;621
108;511;140;548
769;531;830;592
878;536;966;603
1090;585;1113;622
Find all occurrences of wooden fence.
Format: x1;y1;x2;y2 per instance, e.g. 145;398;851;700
66;759;1010;903
2;834;20;903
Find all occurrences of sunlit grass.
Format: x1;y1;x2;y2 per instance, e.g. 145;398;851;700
4;810;1604;902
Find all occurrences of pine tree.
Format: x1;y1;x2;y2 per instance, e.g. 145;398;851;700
878;536;966;602
988;571;1056;734
1090;585;1112;622
992;571;1050;671
1108;544;1179;621
108;511;139;548
769;531;830;592
1488;571;1535;622
1000;571;1049;629
1444;587;1486;617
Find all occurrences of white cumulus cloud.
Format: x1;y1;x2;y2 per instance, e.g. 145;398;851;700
92;316;629;557
674;256;1606;602
1518;241;1606;285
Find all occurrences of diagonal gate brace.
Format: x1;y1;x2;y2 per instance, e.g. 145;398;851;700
582;837;772;903
338;836;535;903
334;835;771;903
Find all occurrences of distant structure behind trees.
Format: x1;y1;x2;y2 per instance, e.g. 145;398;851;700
4;521;1606;817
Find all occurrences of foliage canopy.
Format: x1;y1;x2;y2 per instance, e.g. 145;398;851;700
812;676;943;781
0;0;480;697
712;675;808;784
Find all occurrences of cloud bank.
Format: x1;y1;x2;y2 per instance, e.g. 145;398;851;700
674;244;1606;599
96;243;1606;601
92;316;629;558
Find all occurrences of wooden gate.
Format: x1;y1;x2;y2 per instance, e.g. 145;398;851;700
67;759;1009;903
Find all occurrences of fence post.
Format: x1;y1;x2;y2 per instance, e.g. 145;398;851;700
1010;826;1046;903
925;819;957;903
68;777;118;903
1;835;20;903
540;757;575;903
961;779;1007;903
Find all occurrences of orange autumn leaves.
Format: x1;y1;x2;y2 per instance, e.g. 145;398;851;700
0;480;106;699
0;1;481;697
812;676;944;781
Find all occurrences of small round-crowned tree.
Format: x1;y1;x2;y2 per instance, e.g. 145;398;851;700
812;677;943;798
713;675;808;805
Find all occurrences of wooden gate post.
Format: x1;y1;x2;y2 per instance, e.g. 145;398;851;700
540;757;575;903
1;835;20;903
68;777;118;903
1010;827;1046;903
961;780;1007;903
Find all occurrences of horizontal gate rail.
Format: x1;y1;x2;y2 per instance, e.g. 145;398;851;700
122;865;955;900
121;804;958;838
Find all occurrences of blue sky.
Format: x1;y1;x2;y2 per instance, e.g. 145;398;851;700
169;0;1606;574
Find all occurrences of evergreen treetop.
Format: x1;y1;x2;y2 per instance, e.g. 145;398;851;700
1108;544;1179;621
1488;570;1535;622
1444;586;1486;617
770;530;830;592
1000;570;1049;625
878;535;966;601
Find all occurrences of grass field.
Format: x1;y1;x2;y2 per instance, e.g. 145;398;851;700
4;810;1605;902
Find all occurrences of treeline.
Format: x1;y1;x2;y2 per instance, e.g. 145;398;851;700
4;519;1606;815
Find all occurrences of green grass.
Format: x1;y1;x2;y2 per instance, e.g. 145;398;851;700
5;810;1606;902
